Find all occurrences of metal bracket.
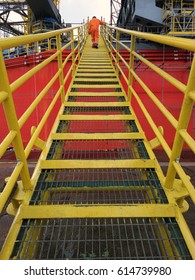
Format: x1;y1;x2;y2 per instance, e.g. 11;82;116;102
6;181;26;216
149;126;164;149
169;178;190;213
31;126;45;150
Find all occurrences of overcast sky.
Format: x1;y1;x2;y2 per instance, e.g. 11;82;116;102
59;0;110;24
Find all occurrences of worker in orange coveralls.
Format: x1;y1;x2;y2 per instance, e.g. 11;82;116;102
88;16;106;48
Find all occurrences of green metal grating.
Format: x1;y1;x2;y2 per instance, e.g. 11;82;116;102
63;106;131;114
70;88;123;92
56;120;138;133
73;81;119;85
46;139;150;160
75;75;117;79
68;97;123;102
29;168;168;205
11;218;191;260
67;96;126;102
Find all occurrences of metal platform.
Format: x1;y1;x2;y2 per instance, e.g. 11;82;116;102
0;37;194;260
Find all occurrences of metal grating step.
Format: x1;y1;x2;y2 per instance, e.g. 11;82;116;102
67;96;124;102
64;102;130;107
73;79;118;84
68;92;125;97
77;66;114;69
56;120;138;133
70;85;122;89
11;217;191;260
69;88;124;93
30;168;168;205
63;106;131;114
75;74;117;78
76;69;115;73
47;140;150;160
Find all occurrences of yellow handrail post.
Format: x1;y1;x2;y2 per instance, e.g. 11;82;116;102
48;38;51;50
71;29;76;76
115;30;120;76
109;25;113;51
0;50;32;191
35;41;39;53
164;56;195;190
128;34;136;102
77;27;81;62
56;34;65;103
103;24;112;54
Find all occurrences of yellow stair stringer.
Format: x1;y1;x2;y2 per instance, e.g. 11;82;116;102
1;36;195;260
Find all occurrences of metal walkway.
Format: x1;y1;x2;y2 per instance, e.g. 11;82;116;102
0;36;194;260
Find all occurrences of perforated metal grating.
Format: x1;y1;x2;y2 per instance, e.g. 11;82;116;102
56;120;138;133
11;218;191;260
30;168;168;205
63;106;131;114
46;139;149;160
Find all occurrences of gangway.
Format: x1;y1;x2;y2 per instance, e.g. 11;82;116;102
0;24;195;259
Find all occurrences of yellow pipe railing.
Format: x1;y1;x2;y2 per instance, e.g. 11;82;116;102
102;25;195;204
0;21;195;216
0;23;88;213
0;22;195;260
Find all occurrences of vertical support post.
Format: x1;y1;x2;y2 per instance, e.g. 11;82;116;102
108;26;113;54
56;34;65;103
77;27;81;62
71;30;76;76
128;34;136;102
100;24;105;49
35;41;39;53
48;38;51;50
26;44;29;55
164;56;195;189
0;50;32;191
80;24;86;53
115;30;120;76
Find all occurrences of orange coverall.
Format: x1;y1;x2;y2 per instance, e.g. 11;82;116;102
88;17;106;47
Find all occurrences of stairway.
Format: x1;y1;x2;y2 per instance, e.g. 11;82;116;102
1;37;193;260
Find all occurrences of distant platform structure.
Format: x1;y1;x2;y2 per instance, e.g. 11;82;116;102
115;0;195;37
0;0;63;36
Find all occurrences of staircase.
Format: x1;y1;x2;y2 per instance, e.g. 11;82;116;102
0;36;194;260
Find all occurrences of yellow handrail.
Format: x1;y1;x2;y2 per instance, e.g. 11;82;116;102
0;23;88;213
0;22;195;260
0;21;195;215
102;24;195;203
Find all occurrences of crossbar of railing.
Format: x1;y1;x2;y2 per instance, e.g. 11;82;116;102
0;91;8;103
0;25;85;50
0;131;17;159
18;69;61;129
108;25;195;52
10;51;60;93
0;162;23;213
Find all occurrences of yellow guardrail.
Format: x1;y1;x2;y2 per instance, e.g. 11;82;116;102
102;25;195;205
0;23;88;213
0;21;195;216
